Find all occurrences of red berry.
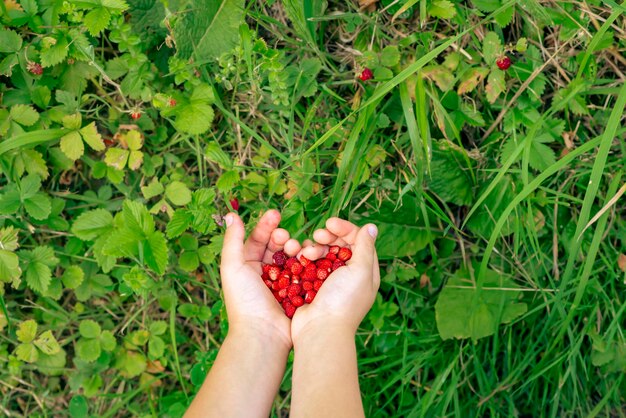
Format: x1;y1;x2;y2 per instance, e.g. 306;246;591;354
262;264;271;274
326;253;336;261
229;198;239;211
304;290;317;304
316;259;332;272
273;291;282;302
329;245;340;255
130;111;142;120
273;251;287;266
285;257;298;270
268;266;281;281
287;283;301;298
27;62;43;76
291;262;303;275
359;68;373;81
278;288;288;299
278;276;290;290
302;265;317;281
168;98;177;107
317;269;329;281
302;281;313;291
299;256;311;267
313;280;323;291
263;279;273;288
496;56;511;70
337;247;352;262
332;260;345;271
282;301;296;318
291;295;304;307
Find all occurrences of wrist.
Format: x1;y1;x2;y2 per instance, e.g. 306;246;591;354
292;318;356;348
227;319;292;352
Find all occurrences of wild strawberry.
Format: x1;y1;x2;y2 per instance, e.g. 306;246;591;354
168;98;177;107
273;291;283;302
332;260;345;271
299;255;312;267
302;265;317;281
287;283;301;298
291;262;303;275
230;198;239;211
282;300;296;318
496;56;511;70
278;276;290;289
316;259;332;272
291;276;300;284
263;279;273;288
130;111;142;120
329;245;340;254
272;281;281;291
317;269;329;281
268;266;281;281
337;247;352;261
302;281;313;291
273;250;287;267
278;288;287;299
262;264;271;274
285;257;298;270
359;67;373;81
313;280;323;291
261;272;269;281
326;252;336;261
304;290;317;304
27;62;43;76
291;295;304;307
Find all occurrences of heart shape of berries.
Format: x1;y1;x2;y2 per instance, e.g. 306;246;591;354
261;246;352;318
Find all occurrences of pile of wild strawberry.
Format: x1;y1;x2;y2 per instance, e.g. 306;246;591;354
261;246;352;318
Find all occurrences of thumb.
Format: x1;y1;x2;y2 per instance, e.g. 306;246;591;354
350;223;378;270
221;212;245;270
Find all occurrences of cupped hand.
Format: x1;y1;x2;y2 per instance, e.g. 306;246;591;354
292;218;380;342
220;210;301;349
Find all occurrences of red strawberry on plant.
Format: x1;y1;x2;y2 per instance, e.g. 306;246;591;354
168;98;177;107
359;67;373;81
496;56;511;70
27;62;43;76
229;198;240;211
130;111;142;120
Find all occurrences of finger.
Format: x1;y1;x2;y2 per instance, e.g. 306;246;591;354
284;239;301;256
221;213;246;271
301;242;327;260
312;229;337;244
243;210;281;262
349;223;378;273
268;228;290;251
325;218;360;244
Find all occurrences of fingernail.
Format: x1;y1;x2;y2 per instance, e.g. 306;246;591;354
225;214;233;227
368;224;378;238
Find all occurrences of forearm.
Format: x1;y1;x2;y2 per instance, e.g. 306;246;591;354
291;326;365;418
185;327;290;418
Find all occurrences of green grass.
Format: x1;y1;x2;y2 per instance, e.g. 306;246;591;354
1;0;625;416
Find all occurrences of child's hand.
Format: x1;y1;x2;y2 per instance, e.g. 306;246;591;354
291;218;379;342
220;210;301;349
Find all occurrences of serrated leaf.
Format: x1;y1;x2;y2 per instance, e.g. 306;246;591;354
457;67;489;95
62;265;84;289
173;0;245;61
165;181;192;206
71;209;114;240
0;189;21;215
427;142;473;206
494;4;515;27
0;29;22;53
141;177;164;199
144;231;168;275
148;336;165;359
204;142;232;169
100;330;117;351
127;150;143;170
104;147;129;170
529;141;556;171
216;169;240;193
34;330;60;355
486;69;505;103
380;46;400;67
60;131;85;160
83;7;112;36
16;343;39;363
173;102;214;135
429;0;457;19
482;31;502;65
10;105;39;126
40;36;69;67
166;209;193;238
80;122;105;151
79;320;101;339
20;149;49;179
179;251;199;272
62;113;82;130
76;338;101;362
17;320;38;343
0;226;19;251
24;194;52;220
0;250;21;284
435;269;527;341
472;0;500;12
115;350;146;378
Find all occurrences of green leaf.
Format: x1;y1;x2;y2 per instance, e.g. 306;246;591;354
173;102;214;135
0;226;19;251
204;142;232;169
115;350;146;378
428;0;457;19
71;209;114;240
62;265;84;289
148;336;165;359
79;320;101;339
100;330;117;351
104;147;129;170
80;122;105;151
0;189;21;215
494;4;515;27
216;169;240;193
127;150;143;170
20;149;49;179
380;46;400;67
83;7;111;36
0;250;21;284
16;343;39;363
427;141;473;206
34;330;61;355
40;35;69;67
486;69;505;103
141;177;164;199
179;251;199;272
69;395;89;418
457;67;489;95
76;338;101;362
16;319;38;343
20;246;59;294
482;31;502;65
122;200;154;237
20;174;42;199
435;269;528;341
0;29;23;53
10;105;39;126
368;293;399;329
144;231;168;275
165;181;192;206
36;349;67;376
60;131;84;160
166;209;193;238
173;0;245;61
62;113;82;130
23;194;52;220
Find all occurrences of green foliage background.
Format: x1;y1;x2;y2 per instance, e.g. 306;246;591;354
1;0;625;416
